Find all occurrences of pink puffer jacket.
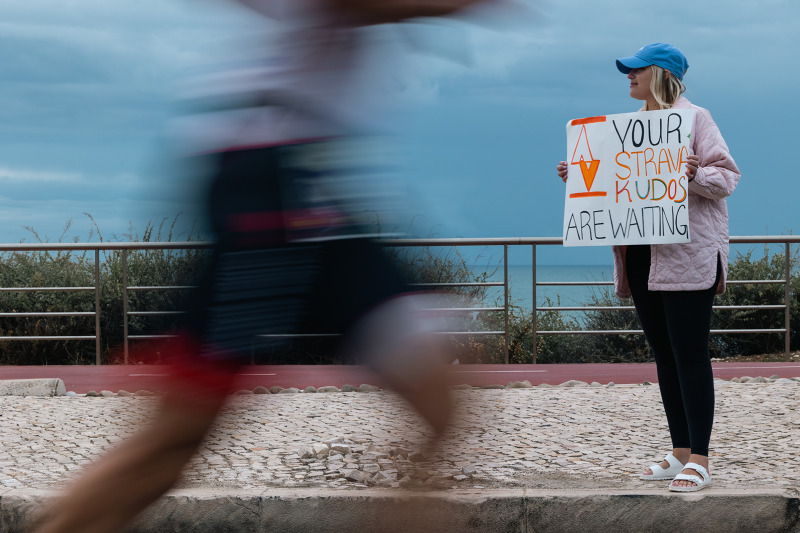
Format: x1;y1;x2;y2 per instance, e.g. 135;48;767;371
612;96;741;298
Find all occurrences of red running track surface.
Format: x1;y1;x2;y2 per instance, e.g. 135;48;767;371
2;363;799;394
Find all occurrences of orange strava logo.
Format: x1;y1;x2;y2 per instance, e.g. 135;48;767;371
569;116;607;198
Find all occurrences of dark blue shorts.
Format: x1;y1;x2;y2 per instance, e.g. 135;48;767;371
182;144;409;361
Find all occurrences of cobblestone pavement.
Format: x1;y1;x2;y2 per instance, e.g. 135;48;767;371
2;380;799;495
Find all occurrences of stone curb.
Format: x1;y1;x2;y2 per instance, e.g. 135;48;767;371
0;379;65;397
2;488;798;532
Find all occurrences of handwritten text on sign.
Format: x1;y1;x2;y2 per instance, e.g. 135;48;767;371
562;109;695;247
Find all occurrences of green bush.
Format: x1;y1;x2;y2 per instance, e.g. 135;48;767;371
711;246;799;356
0;216;206;365
510;246;798;363
0;248;97;364
581;288;651;362
510;297;587;364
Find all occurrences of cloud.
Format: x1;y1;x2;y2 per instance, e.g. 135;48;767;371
0;166;83;183
396;0;800;113
0;0;798;247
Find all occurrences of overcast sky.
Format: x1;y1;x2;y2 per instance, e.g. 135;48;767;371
1;0;797;264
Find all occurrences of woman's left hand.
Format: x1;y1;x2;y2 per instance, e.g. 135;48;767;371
685;154;699;180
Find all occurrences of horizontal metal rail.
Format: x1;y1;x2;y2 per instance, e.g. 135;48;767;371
1;236;793;250
540;329;787;335
538;281;613;286
128;286;196;291
539;279;788;286
0;335;97;341
726;280;787;285
539;306;636;311
410;282;504;287
437;307;505;312
254;331;507;337
129;331;508;340
0;286;95;292
0;312;95;317
128;334;177;340
128;311;186;316
539;304;786;312
0;242;212;252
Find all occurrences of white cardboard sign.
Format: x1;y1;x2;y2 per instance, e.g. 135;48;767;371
562;109;695;247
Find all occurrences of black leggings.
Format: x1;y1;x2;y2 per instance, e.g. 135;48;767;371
626;245;720;457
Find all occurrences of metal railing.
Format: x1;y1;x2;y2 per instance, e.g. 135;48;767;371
388;236;798;362
0;242;209;365
0;236;796;364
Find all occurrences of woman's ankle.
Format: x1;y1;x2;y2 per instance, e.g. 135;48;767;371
687;454;709;470
672;448;691;464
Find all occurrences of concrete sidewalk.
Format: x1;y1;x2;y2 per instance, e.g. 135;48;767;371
2;378;800;532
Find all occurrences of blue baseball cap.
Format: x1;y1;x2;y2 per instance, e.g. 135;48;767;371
616;43;689;81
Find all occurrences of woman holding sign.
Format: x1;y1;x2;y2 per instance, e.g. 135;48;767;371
557;43;740;492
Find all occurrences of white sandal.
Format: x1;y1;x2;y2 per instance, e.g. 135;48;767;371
669;462;712;492
640;453;685;480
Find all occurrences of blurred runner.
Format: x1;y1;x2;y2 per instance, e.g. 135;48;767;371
32;1;514;531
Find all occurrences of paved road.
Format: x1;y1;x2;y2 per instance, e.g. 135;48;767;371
3;379;800;495
2;362;800;393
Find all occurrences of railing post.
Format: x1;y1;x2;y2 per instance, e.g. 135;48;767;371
123;249;129;365
786;241;792;358
531;244;537;364
504;244;509;364
94;249;101;365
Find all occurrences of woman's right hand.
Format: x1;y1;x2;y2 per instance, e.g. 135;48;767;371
557;161;568;183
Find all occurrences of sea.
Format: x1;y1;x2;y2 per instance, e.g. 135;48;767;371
473;264;614;311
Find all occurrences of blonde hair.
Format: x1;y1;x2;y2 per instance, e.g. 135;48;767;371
648;65;686;109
